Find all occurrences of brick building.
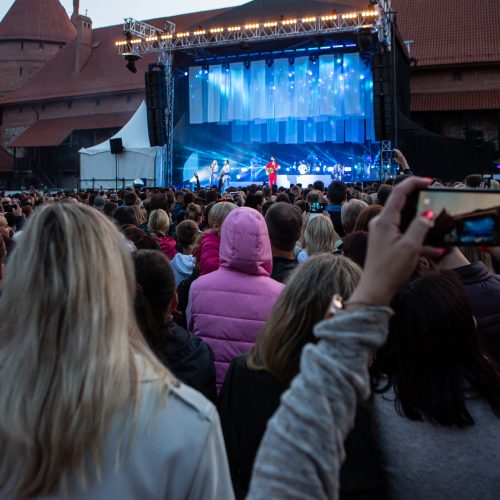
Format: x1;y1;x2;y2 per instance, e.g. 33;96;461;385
0;0;226;187
395;0;500;155
0;0;499;187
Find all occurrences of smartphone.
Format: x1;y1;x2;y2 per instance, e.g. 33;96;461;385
483;173;492;187
401;188;500;246
308;201;324;214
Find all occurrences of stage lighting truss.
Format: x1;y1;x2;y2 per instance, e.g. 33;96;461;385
115;10;391;56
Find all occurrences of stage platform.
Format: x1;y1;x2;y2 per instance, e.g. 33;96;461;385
219;175;332;189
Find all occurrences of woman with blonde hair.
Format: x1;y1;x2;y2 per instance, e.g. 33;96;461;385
218;254;363;498
148;208;177;259
0;203;232;498
297;214;338;263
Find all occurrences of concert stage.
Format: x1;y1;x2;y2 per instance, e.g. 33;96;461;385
115;3;397;186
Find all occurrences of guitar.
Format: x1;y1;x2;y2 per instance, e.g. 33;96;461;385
266;163;280;176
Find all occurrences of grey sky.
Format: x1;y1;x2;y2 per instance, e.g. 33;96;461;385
0;0;249;28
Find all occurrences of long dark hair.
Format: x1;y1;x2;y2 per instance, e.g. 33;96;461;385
372;272;500;427
132;250;176;363
248;254;361;386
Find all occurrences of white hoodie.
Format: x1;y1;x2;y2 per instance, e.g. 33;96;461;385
172;254;196;285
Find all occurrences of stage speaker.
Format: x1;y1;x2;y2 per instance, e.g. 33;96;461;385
110;138;124;155
372;52;395;142
145;63;167;147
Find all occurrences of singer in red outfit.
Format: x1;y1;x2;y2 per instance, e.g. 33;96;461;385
265;156;280;187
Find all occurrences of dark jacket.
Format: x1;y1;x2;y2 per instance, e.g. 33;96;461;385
454;262;500;365
271;256;298;284
218;355;387;500
326;204;345;237
162;322;217;403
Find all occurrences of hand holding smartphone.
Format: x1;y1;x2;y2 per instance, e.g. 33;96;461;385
401;188;500;247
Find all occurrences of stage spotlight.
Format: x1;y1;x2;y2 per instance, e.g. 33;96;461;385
241;167;248;173
184;71;188;76
315;167;321;172
124;53;141;73
236;175;241;180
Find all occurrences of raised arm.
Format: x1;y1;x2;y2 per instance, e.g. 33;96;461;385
248;177;441;500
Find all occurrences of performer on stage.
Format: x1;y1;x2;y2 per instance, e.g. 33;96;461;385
209;160;219;186
265;156;280;188
221;160;231;190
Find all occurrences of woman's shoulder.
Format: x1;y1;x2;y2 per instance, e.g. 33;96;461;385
140;377;218;436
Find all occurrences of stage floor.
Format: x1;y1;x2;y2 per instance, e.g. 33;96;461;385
221;174;332;189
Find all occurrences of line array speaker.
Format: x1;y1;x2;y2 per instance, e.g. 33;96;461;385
145;63;168;147
372;52;395;142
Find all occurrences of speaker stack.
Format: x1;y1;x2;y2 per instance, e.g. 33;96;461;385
145;63;168;147
372;52;395;142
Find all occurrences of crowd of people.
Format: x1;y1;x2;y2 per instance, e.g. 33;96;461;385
1;159;500;498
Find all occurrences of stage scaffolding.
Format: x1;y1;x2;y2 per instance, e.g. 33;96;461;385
116;2;394;186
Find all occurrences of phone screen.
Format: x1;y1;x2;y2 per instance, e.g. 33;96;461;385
483;173;492;186
416;189;500;246
309;202;323;214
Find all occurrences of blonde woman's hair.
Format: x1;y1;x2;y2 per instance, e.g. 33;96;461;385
0;203;173;497
248;254;361;385
304;214;337;256
148;208;170;236
208;201;237;229
131;204;147;225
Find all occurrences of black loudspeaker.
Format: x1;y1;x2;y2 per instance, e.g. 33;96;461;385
110;138;124;155
372;52;395;142
145;63;167;147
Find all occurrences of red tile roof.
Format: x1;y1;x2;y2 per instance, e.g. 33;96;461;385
10;112;133;147
0;9;229;105
393;0;500;67
0;146;13;172
411;90;500;112
0;0;76;43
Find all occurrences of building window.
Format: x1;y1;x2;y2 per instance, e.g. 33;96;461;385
21;41;24;50
452;71;462;81
39;42;44;50
67;101;72;109
18;107;23;114
19;67;23;76
96;98;101;106
127;95;132;103
41;104;46;111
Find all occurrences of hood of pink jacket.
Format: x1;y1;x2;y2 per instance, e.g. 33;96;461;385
219;207;272;276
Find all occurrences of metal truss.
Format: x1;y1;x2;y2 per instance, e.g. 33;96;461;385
157;51;175;186
117;11;381;56
380;140;393;180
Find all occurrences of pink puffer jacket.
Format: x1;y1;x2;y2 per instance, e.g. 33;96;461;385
188;208;284;391
197;230;221;276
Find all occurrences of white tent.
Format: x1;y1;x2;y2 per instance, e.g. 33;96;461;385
79;102;165;189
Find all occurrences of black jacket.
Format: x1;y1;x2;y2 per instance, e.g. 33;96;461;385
218;355;388;500
271;256;298;284
454;262;500;365
161;322;217;403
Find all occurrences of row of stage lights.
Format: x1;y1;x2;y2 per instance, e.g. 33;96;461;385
115;11;378;47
